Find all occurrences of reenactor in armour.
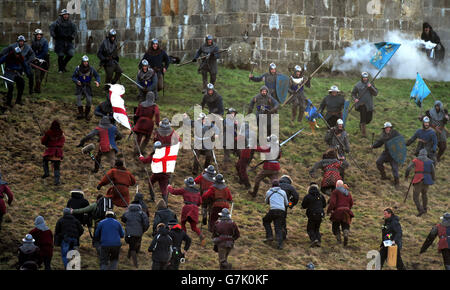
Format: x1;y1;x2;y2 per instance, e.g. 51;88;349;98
71;55;100;120
352;72;378;137
319;86;346;127
31;29;49;94
420;212;450;270
97;29;122;84
406;116;438;162
424;100;448;162
141;38;170;93
287;65;310;122
249;63;280;102
136;59;157;102
193;35;220;91
49;9;77;73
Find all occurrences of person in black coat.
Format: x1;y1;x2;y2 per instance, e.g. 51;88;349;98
379;208;406;270
167;223;192;270
152;200;178;236
54;208;84;269
17;234;41;270
301;183;326;247
421;22;445;63
279;175;299;240
148;223;173;270
66;190;90;226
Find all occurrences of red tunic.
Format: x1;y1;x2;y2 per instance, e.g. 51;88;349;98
321;162;343;188
133;104;160;135
256;146;281;171
327;188;354;224
168;186;202;223
41;130;65;160
29;228;54;258
98;167;136;207
203;186;232;209
0;184;13;215
194;175;214;194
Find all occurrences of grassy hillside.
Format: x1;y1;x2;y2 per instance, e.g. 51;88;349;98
0;51;448;270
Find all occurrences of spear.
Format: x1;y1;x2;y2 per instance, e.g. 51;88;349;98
177;48;229;67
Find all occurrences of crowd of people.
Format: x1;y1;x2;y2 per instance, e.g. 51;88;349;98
0;9;449;271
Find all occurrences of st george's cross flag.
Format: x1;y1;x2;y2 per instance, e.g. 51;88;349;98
109;84;131;129
151;143;180;173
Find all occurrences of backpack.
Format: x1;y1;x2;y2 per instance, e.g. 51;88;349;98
92;197;113;221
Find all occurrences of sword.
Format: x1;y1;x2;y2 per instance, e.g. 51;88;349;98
211;149;219;173
121;72;144;90
280;128;304;147
0;75;15;84
1;65;7;88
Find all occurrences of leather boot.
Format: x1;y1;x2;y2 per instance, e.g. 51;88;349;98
335;232;342;244
291;106;297;121
84;106;91;121
361;123;367;138
77;106;84;119
379;169;390;180
343;229;349;246
394;177;400;190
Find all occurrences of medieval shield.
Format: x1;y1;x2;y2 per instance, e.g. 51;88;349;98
342;100;350;128
386;135;407;165
276;74;289;103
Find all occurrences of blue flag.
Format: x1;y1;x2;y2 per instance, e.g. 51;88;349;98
370;42;401;70
305;99;322;122
410;73;431;108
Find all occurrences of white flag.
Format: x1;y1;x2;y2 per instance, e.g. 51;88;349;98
109;84;131;130
151;143;180;173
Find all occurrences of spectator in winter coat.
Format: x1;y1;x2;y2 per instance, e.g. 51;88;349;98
41;120;65;185
152;200;178;236
29;216;54;270
121;202;150;268
380;208;406;270
0;171;13;232
17;234;41;270
168;223;192;270
66;189;90;226
149;223;173;270
278;175;299;239
263;180;289;250
132;192;149;217
54;208;84;269
95;211;125;270
301;183;326;247
327;180;354;246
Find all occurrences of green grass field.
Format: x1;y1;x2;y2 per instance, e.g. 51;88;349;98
0;51;448;270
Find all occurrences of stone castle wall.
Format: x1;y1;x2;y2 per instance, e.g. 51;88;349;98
0;0;449;69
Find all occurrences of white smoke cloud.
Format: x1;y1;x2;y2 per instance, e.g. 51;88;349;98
333;30;450;81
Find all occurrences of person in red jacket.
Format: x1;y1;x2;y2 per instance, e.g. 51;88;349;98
0;171;13;232
29;216;53;270
132;91;160;155
327;180;354;246
41;120;65;185
97;159;136;208
194;165;216;227
248;134;281;197
167;177;206;246
202;174;232;232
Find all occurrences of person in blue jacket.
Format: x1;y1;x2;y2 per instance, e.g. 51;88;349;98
406;116;438;162
94;210;124;270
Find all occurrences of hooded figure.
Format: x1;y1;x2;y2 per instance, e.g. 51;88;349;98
248;85;279;115
133;91;160;154
97;29;122;84
154;118;181;147
141;38;170;92
29;216;54;270
426;100;448;162
302;183;326;247
136;61;158;101
263;181;289;249
41;120;65;185
201;83;224;115
148;223;173;270
421;23;445;63
66;190;90;225
249;63;279;101
420;213;450;270
54;207;84;269
132;192;149;217
405;149;435;216
152;200;178;236
327;180;354;246
352;72;378;136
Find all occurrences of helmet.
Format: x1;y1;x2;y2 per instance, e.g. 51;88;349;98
184;177;195;187
17;35;26;42
269;63;276;70
207;83;214;90
227;107;237;114
34;29;43;35
14;47;21;54
361;72;369;78
108;29;117;37
60;9;69;15
198;112;206;120
306;262;315;270
22;234;35;243
294;65;302;72
337;119;344;125
213;173;225;183
267;134;279;143
329;85;340;92
204;165;216;175
154;141;162;149
205;35;213;41
159;118;171;128
423;116;430;123
218;208;230;218
383;122;392;128
141;59;149;66
82;55;89;62
151;38;159;44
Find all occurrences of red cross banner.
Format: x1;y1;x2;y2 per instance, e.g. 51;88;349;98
109;84;131;130
151;143;180;173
